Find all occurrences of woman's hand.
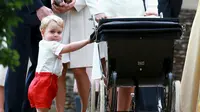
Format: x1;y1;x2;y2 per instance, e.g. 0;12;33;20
144;11;158;16
51;0;76;14
95;13;107;22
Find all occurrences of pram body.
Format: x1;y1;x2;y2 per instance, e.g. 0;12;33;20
95;18;182;111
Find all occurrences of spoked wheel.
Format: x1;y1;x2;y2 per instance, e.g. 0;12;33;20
97;79;107;112
165;72;173;112
111;71;117;112
171;80;181;112
90;80;96;112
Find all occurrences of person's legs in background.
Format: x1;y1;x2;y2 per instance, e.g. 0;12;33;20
117;87;134;111
4;21;31;112
101;58;107;79
55;63;68;112
22;25;41;112
73;67;90;112
0;65;7;112
0;85;4;112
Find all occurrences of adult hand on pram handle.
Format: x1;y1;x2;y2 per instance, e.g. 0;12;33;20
144;10;158;17
89;14;107;43
95;13;107;22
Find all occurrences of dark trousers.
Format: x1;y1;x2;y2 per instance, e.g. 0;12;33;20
158;0;182;18
4;7;41;112
138;87;164;111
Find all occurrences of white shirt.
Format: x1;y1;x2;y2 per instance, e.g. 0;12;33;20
36;40;65;77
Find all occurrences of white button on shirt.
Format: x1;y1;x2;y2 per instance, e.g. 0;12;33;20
36;40;65;77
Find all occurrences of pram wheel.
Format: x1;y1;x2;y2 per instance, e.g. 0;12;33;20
90;80;96;112
166;72;173;112
98;80;106;112
171;80;181;112
90;79;107;112
111;71;117;111
166;73;181;112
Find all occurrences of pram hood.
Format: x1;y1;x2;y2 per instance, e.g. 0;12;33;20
95;18;182;41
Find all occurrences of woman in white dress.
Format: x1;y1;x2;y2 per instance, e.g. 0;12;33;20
51;0;106;111
98;0;158;111
180;1;200;111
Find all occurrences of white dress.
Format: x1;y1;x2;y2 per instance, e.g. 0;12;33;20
99;0;146;17
99;0;158;17
0;39;8;86
180;1;200;111
57;0;102;68
0;65;7;86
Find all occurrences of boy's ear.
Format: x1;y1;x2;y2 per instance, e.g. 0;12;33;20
40;29;45;37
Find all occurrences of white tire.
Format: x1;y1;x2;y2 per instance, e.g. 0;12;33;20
100;80;105;112
172;80;181;112
91;80;96;112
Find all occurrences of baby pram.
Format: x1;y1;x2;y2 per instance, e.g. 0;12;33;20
93;18;182;112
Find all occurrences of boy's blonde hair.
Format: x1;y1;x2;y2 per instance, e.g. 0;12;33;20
40;15;64;31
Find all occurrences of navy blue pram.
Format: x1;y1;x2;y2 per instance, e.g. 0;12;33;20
94;18;182;112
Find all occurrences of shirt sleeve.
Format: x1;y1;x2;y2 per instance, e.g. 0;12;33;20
27;0;44;14
74;0;103;15
85;0;103;15
51;42;65;56
74;0;87;12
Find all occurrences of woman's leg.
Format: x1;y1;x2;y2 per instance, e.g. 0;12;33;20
36;108;49;112
117;87;134;111
55;63;68;112
0;86;4;112
101;58;107;76
73;67;90;112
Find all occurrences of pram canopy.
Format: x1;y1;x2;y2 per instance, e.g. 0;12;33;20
97;18;182;41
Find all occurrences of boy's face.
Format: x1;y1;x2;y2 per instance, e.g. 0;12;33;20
41;21;63;42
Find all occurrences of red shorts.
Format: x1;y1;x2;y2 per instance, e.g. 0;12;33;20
28;72;58;108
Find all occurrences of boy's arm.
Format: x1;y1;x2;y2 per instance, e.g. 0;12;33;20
60;39;90;54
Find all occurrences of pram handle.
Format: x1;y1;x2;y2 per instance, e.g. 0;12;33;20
98;18;179;26
94;18;182;41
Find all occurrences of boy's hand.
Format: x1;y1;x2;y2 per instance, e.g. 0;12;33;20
57;54;62;60
90;31;96;43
